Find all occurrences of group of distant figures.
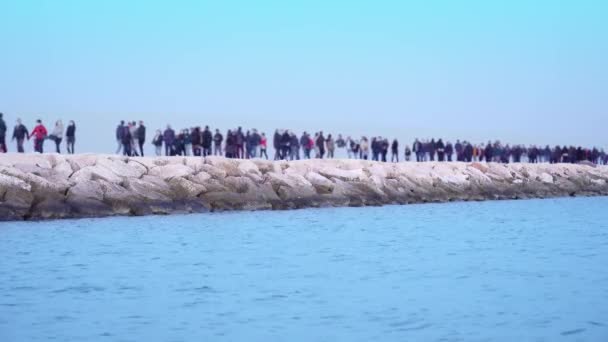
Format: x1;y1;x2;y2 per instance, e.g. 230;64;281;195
0;113;76;154
115;121;608;165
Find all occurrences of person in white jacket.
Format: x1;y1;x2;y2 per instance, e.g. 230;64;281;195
47;120;64;153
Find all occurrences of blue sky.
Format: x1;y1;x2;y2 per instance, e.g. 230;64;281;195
0;0;606;153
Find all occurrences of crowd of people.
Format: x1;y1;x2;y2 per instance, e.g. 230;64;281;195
114;120;608;165
0;113;605;165
0;113;76;154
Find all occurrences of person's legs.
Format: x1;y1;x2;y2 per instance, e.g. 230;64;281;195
139;141;145;157
17;139;24;153
116;140;122;154
56;138;62;153
0;136;6;153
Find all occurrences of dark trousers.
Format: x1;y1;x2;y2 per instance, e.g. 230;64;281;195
165;143;172;156
0;136;6;153
260;148;268;159
123;142;131;156
34;139;44;153
438;152;445;162
138;140;145;157
16;138;25;153
67;137;75;154
202;146;211;157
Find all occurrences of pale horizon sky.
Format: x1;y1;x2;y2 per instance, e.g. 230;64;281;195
1;0;606;154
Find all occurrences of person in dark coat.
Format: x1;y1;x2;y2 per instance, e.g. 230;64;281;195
12;118;29;153
116;120;125;154
163;125;175;156
280;130;291;160
391;139;399;162
484;141;493;162
191;127;202;156
413;139;423;162
235;127;245;159
65;120;76;154
436;139;445;161
0;113;6;153
316;131;326;159
121;124;132;156
300;132;311;159
225;130;236;158
445;141;453;161
202;126;213;157
136;121;146;156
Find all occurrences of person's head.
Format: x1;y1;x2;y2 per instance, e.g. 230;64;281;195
36;119;42;124
261;133;265;137
120;120;124;125
156;129;161;134
16;118;22;124
56;120;62;126
166;124;171;129
215;129;219;133
205;125;209;130
69;120;74;125
139;120;144;125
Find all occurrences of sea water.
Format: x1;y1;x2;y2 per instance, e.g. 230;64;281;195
1;197;607;342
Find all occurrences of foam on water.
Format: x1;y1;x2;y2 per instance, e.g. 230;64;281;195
1;197;608;341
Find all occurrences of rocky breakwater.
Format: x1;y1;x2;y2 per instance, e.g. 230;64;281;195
0;153;607;221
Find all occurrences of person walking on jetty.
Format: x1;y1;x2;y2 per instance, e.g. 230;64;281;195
202;126;213;157
0;113;7;153
30;120;48;153
235;127;245;159
404;145;412;161
413;138;423;162
360;137;369;160
316;131;326;159
0;114;11;152
326;134;335;158
436;138;445;161
225;129;236;158
12;119;29;153
381;138;389;162
46;120;64;153
289;132;300;160
191;127;201;156
120;123;132;156
213;129;223;156
136;121;146;156
300;132;311;159
115;120;125;154
445;141;454;161
129;121;139;156
183;128;192;156
152;129;163;156
65;120;76;154
163;125;175;156
260;132;268;159
391;139;399;162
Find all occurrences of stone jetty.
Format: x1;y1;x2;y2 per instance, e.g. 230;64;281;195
0;153;607;221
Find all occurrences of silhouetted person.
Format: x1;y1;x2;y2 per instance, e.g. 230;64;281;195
163;125;175;156
436;139;445;161
12;119;29;153
152;129;163;156
66;120;76;154
391;139;399;162
0;113;6;153
260;133;268;159
202;126;213;156
116;120;125;154
136;121;146;156
213;129;223;155
30;120;48;153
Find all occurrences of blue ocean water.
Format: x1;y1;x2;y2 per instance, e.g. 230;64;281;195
1;197;608;342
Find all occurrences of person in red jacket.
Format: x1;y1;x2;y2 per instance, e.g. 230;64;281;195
30;119;48;153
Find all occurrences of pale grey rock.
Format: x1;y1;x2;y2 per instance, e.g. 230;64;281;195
0;153;607;221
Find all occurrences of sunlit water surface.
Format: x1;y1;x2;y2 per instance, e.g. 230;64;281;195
1;197;608;342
